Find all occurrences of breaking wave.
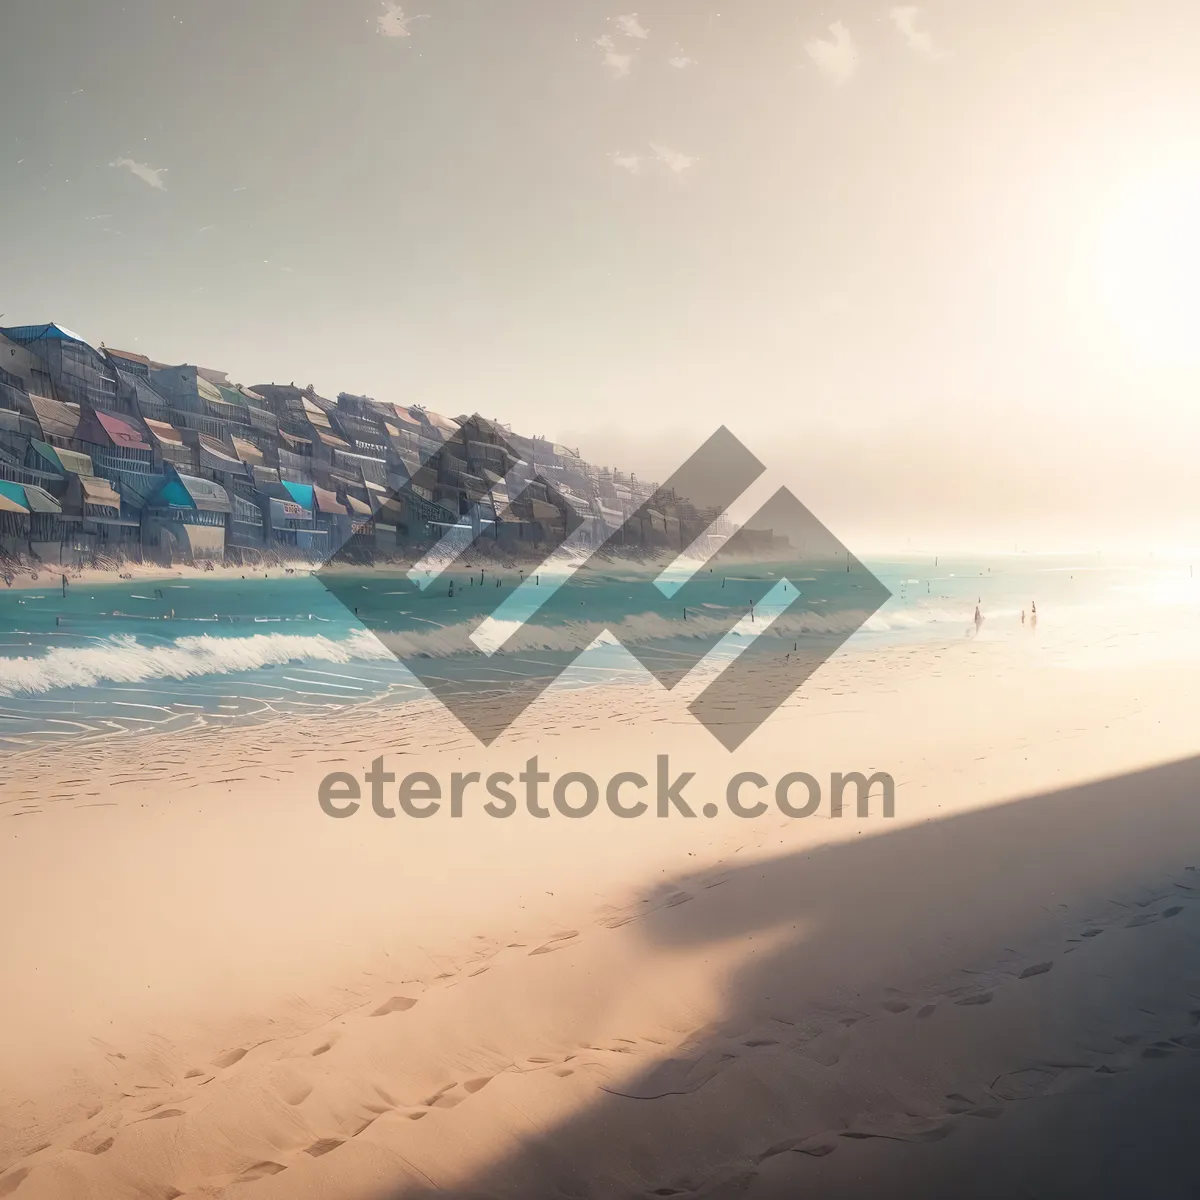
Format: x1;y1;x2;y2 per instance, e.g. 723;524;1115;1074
0;601;957;699
0;629;394;697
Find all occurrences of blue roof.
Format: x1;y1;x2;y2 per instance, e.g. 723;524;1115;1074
153;477;195;509
0;322;89;346
281;481;314;511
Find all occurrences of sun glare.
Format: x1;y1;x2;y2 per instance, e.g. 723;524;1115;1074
1095;166;1200;366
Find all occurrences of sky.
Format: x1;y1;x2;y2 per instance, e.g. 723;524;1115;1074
3;0;1200;551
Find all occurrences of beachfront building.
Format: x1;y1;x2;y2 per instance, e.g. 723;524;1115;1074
103;347;153;380
0;479;64;557
258;482;315;551
143;469;231;561
0;332;56;399
0;323;118;410
0;316;720;571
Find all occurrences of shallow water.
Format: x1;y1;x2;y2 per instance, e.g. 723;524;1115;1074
0;553;1194;751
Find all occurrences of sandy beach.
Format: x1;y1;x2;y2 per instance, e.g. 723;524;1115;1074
2;604;1200;1199
1;559;322;593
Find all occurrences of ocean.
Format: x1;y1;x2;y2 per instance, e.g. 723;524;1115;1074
0;553;1194;752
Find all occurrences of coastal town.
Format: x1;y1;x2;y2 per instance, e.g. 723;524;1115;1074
0;321;731;577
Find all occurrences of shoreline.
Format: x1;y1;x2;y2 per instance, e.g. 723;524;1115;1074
1;558;319;592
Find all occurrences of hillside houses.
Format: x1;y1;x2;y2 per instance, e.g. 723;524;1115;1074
0;321;713;568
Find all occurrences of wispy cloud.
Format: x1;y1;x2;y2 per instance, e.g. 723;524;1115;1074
596;34;633;78
110;157;167;191
615;13;649;40
804;22;858;86
610;152;643;174
667;54;696;69
377;2;424;38
611;145;697;177
650;143;698;175
889;6;942;58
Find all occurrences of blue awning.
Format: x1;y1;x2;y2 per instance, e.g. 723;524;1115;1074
0;322;88;346
281;480;314;511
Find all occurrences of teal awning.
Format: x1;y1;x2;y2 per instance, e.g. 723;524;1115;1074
151;471;231;514
30;440;63;472
281;480;314;511
0;480;30;513
0;480;59;513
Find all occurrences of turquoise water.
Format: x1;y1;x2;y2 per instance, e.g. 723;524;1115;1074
0;554;1189;751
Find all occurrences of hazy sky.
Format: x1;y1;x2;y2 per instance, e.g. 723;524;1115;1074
3;0;1200;550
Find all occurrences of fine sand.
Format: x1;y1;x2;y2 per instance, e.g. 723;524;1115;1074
3;609;1200;1198
2;559;319;592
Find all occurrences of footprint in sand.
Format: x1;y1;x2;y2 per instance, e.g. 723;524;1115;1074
310;1042;333;1057
0;1169;31;1197
991;1067;1064;1101
955;992;994;1007
916;1004;937;1018
71;1132;115;1155
529;931;580;956
237;1162;287;1182
882;999;910;1014
372;995;417;1017
1162;906;1184;919
462;1076;493;1094
1019;961;1054;979
842;1122;955;1144
305;1138;343;1157
212;1047;249;1068
425;1083;463;1109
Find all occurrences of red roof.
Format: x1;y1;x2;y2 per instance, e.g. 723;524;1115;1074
95;410;150;451
107;347;151;367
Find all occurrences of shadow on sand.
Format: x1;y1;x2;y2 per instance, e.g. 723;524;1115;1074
397;755;1200;1200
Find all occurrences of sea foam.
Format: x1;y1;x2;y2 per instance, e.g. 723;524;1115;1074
0;629;394;696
